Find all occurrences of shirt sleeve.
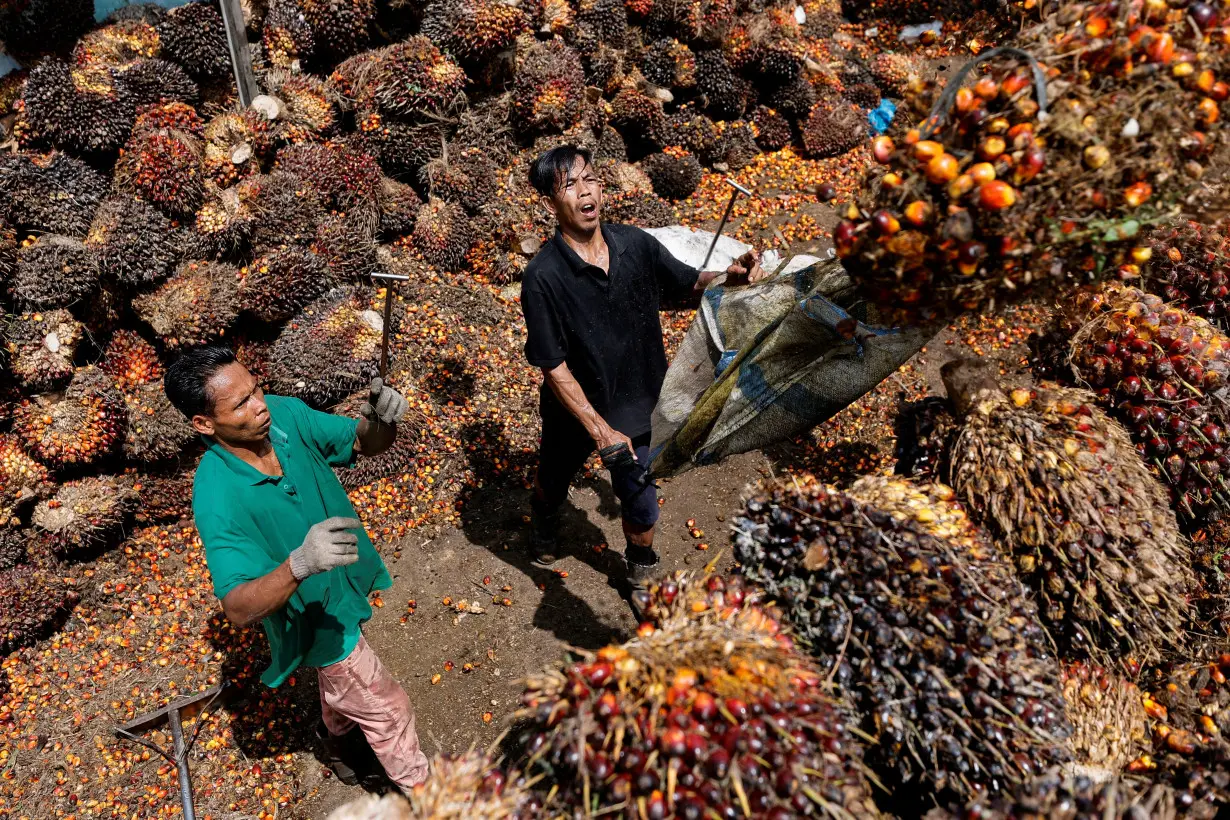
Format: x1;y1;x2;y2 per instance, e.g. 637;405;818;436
522;281;568;369
649;230;700;300
195;496;277;601
283;396;359;467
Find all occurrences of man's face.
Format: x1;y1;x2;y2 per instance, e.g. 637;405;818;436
191;362;272;444
545;156;602;232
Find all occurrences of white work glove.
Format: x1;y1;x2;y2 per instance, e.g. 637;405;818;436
289;517;362;581
359;378;409;425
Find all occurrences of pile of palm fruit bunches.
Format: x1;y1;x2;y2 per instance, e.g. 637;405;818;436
9;0;1230;817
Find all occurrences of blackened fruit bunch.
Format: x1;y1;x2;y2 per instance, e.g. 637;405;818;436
516;611;879;819
942;359;1193;662
734;474;1072;797
928;771;1195;820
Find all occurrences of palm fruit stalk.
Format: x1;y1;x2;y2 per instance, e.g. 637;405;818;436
13;367;126;471
1059;661;1148;776
837;3;1230;324
260;71;338;145
4;310;84;393
926;771;1197;820
0;565;80;656
0;435;52;524
734;474;1072;798
516;607;880;819
941;358;1193;662
32;475;138;559
202;110;273;189
133;261;241;350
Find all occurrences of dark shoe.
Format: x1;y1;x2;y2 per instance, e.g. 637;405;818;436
316;721;360;786
625;552;660;622
529;503;562;565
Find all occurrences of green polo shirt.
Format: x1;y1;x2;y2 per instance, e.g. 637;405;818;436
193;395;392;688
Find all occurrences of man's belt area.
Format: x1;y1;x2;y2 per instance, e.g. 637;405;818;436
598;443;655;492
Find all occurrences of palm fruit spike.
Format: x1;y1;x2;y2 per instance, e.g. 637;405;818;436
377;178;422;238
267;287;389;408
122;382;197;464
1050;283;1230;526
86;195;183;289
640;151;703;201
930;772;1192;820
0;435;52;524
1140;657;1230;810
296;0;375;61
275;140;382;234
72;20;160;69
422;146;500;214
0;151;105;238
734;474;1072;797
1060;662;1148;776
114;127;205;219
516;610;880;819
13;367;127;471
239;245;331;324
413;199;475;273
333;383;421;491
155;0;231;80
202;110;273;189
260;70;337;144
0;565;79;656
5;310;84;393
133;261;241;350
420;0;528;64
941;358;1193;662
11;236;101;310
893;396;958;482
262;0;315;70
1143;219;1230;330
32;475;138;559
194;186;256;259
101;330;164;391
350;38;467;119
17;59;135;154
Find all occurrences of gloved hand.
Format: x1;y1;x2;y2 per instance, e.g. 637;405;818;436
360;378;409;425
289;517;362;581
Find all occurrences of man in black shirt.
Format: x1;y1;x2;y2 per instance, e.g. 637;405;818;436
521;145;765;602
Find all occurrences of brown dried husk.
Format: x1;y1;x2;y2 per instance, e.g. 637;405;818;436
1060;662;1148;777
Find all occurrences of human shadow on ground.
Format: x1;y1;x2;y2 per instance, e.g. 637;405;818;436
454;420;629;650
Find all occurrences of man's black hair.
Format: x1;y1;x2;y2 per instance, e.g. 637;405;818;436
528;145;593;197
164;345;237;419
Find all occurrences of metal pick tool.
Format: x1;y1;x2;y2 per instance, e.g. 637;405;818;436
371;271;410;379
700;178;755;272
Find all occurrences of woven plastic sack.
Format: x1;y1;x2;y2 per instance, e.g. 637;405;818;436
648;259;935;477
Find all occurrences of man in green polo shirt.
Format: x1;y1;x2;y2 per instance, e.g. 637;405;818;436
164;345;428;793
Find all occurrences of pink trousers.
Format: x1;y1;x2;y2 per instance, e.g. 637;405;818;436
317;636;430;792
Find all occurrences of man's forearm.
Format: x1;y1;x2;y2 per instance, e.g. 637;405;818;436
544;363;622;445
693;269;721;292
221;561;300;627
355;416;396;457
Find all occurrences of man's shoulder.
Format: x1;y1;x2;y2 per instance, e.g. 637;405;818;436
605;222;654;248
192;450;234;518
522;239;564;288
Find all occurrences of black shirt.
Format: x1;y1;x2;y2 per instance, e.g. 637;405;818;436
521;223;699;437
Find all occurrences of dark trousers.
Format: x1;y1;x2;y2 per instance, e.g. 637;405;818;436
535;420;660;529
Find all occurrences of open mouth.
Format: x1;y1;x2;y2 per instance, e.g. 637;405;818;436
580;203;597;217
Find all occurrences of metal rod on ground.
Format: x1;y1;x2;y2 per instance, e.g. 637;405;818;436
699;179;754;272
168;709;195;820
217;0;258;109
372;271;410;379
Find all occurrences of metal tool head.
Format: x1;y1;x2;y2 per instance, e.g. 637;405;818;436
117;682;234;735
370;271;410;282
724;179;753;197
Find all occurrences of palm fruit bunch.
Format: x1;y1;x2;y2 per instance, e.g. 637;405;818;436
133;261;241;350
1138;657;1230;811
751;105;792;152
101;330;163;392
413;199;476;273
1140;218;1230;330
647;0;735;46
516;607;880;818
295;0;375;62
32;475;138;559
13;367;126;471
608;87;668;155
665;106;723;165
940;358;1193;662
276;140;382;232
0;527;30;571
0;217;15;282
113;59;200;109
764;74;815;121
0;0;93;57
344;37;467;119
262;0;316;69
99;331;193;464
377;178;422;237
641;151;703;200
202;110;273;189
354;113;445;175
5;310;84;393
0;565;79;656
260;71;338;144
641;37;696;90
268;287;389;408
114;127;205;219
11;236;101;310
241;171;325;249
312;214;379;282
465;204;541;285
194;187;256;259
513;39;586;135
85;196;183;289
72;20;160;68
694;50;751;121
734;474;1072;797
133;101;205;138
239;245;330;323
719;122;757;170
423;147;500;214
837;2;1230;324
155;0;231;80
0;435;52;524
1045;283;1230;527
420;0;527;65
1060;662;1148;775
928;772;1196;820
750;6;806;83
893;397;959;482
0;151;105;238
16;59;135;154
601;190;674;228
799;95;867;159
131;468;196;526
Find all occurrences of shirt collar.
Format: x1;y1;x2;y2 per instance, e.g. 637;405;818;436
552;223;623;274
204;423;290;485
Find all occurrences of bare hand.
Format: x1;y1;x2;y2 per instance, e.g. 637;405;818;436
724;249;767;287
360;378;409;425
594;427;636;461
